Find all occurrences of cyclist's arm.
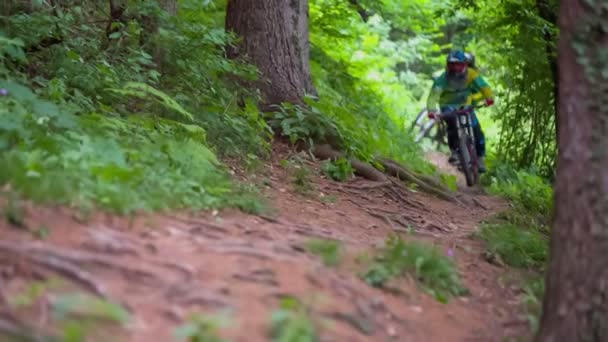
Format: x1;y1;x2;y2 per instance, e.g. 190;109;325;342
472;75;494;100
426;75;445;111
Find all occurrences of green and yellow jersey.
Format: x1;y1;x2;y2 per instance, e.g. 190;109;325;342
427;68;492;109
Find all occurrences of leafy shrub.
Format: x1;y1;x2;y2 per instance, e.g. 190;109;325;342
362;235;467;303
267;101;341;147
321;158;354;182
0;81;260;214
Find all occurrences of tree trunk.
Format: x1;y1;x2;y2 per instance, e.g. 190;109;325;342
536;1;608;341
225;0;317;107
160;0;177;16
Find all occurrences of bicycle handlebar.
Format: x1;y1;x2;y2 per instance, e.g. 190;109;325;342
430;104;488;120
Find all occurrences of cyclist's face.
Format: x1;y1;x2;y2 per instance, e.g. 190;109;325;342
447;62;467;74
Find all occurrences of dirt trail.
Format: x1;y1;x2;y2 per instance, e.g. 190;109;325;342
0;144;529;341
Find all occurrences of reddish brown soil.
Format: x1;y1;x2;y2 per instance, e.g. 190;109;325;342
0;144;531;342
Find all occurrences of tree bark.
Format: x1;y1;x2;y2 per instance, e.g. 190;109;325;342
160;0;177;16
536;0;608;341
225;0;317;107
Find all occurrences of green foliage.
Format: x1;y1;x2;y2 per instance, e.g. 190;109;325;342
308;0;448;177
174;312;231;342
483;158;553;234
0;1;268;213
521;275;545;333
321;158;354;182
270;296;318;342
458;0;558;176
10;279;61;308
362;235;467;303
7;282;130;342
3;193;25;227
478;222;548;269
268;101;340;147
292;167;314;195
281;156;316;195
305;238;342;266
0;86;258;213
485;160;553;217
51;293;130;342
107;82;196;122
51;293;130;323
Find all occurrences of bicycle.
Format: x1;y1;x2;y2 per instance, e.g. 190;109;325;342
430;105;483;187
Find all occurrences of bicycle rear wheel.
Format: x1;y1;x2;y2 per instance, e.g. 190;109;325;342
415;119;436;143
409;108;427;132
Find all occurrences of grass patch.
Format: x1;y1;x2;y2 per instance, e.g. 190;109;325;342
478;222;548;269
279;156;316;196
174;312;231;342
270;296;318;342
362;235;467;303
305;238;342;266
482;159;553;233
521;275;545;333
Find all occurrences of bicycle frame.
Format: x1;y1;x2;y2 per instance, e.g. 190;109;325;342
440;106;479;185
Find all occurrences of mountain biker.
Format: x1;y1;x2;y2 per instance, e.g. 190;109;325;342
426;50;494;172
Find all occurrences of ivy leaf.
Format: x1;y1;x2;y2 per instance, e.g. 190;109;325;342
108;31;122;40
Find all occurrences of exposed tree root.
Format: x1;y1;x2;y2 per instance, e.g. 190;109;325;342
204;245;294;262
379;158;460;203
0;242;158;285
0;316;54;342
312;144;460;204
327;311;376;336
346;180;392;190
30;255;108;298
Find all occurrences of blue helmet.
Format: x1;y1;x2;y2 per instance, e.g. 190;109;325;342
446;50;467;63
446;50;467;76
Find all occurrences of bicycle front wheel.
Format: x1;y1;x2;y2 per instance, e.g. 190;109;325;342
458;135;475;187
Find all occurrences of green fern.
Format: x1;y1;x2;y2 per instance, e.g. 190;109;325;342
107;82;195;121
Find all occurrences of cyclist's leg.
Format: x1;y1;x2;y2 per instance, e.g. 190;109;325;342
441;107;459;152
